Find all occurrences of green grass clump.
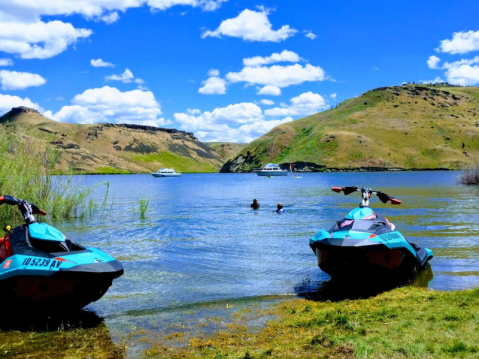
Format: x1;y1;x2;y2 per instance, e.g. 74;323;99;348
133;152;217;173
0;127;109;222
141;286;479;358
0;324;125;359
138;197;149;218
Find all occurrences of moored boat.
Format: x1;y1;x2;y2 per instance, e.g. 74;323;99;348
152;168;182;177
255;163;288;176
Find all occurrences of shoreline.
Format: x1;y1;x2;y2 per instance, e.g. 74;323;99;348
53;168;459;175
3;284;479;358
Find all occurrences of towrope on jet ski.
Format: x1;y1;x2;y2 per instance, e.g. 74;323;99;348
0;195;123;310
309;187;433;279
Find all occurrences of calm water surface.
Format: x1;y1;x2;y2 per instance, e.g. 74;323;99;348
53;172;479;326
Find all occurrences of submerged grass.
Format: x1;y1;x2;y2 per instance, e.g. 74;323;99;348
140;286;479;358
458;165;479;184
0;127;110;223
3;287;479;358
139;197;149;218
0;324;125;359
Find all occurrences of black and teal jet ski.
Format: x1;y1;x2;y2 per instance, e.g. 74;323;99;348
310;187;433;279
0;195;123;310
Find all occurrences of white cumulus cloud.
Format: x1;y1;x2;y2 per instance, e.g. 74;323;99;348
227;63;325;88
105;68;145;88
257;85;281;96
305;31;316;40
330;93;337;100
0;20;92;59
437;30;479;55
174;101;293;142
91;58;115;67
100;11;120;24
148;0;227;11
419;77;444;84
201;8;297;42
243;50;300;67
442;56;479;85
0;94;42;115
44;86;169;126
198;69;226;94
427;55;441;69
105;68;134;82
0;59;13;66
265;92;328;117
0;0;227;59
0;70;46;90
259;99;274;105
0;1;226;22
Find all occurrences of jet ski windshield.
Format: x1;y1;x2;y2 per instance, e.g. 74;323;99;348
330;218;393;235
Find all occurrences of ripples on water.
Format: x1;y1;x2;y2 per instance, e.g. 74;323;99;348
52;172;479;318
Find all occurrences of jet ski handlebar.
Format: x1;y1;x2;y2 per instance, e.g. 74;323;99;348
0;195;47;224
331;187;401;205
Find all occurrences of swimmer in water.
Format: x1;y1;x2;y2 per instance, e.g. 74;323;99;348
276;203;285;213
251;199;260;209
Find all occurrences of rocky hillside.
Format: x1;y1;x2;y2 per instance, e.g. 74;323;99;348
222;84;479;172
205;142;247;161
0;107;223;173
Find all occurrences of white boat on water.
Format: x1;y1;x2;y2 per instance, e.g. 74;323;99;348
255;163;288;176
151;168;182;177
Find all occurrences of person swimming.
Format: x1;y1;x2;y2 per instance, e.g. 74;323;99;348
251;198;260;209
276;203;285;213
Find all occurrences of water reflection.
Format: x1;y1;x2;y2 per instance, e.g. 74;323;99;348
294;267;434;302
0;309;104;332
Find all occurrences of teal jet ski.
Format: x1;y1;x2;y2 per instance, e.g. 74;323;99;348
0;195;123;310
310;187;433;279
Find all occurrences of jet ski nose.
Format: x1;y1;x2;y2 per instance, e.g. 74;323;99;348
63;259;124;278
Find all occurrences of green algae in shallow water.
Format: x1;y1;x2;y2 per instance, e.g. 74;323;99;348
137;287;479;359
0;312;125;359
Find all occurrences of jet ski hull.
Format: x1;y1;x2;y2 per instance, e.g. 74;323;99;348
312;243;421;279
0;260;123;310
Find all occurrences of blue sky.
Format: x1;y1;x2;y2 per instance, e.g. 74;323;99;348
1;0;479;142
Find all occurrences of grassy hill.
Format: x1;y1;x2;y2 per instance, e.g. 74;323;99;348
0;107;223;174
222;84;479;172
205;142;247;161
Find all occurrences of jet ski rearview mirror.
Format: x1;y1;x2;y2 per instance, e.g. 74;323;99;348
32;204;47;216
331;187;343;193
376;191;390;204
389;198;401;205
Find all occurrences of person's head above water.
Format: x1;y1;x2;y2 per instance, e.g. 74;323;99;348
251;199;260;208
277;203;283;210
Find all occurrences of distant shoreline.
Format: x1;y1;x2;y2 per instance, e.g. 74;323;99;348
55;168;458;175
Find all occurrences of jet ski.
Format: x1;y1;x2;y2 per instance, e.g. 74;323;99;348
0;195;124;310
309;187;433;279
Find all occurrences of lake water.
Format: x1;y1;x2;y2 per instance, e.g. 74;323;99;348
39;171;479;353
51;171;479;319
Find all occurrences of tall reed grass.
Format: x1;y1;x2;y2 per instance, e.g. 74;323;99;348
458;165;479;185
0;126;109;223
138;198;149;218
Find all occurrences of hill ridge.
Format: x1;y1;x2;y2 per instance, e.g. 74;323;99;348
0;107;223;173
221;84;479;172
